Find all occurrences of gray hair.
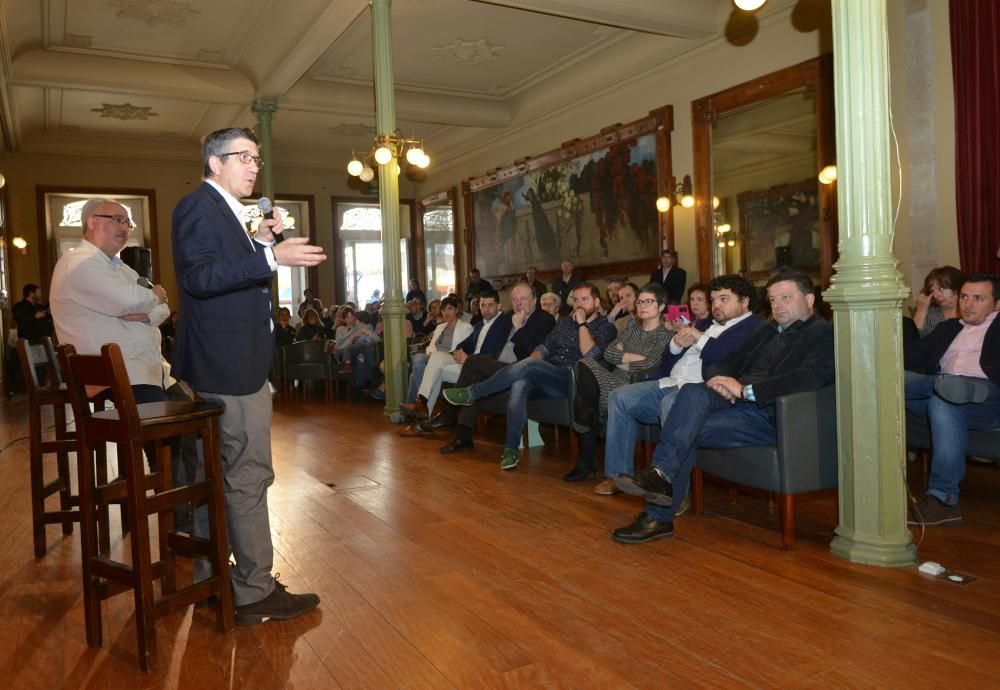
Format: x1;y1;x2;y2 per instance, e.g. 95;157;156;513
201;127;259;177
80;198;125;231
540;291;562;308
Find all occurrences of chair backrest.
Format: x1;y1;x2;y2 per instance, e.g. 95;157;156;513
284;339;327;365
59;343;143;441
16;337;59;392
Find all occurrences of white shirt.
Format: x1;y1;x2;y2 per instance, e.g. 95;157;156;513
473;314;500;354
204;178;278;272
659;311;754;389
50;239;171;388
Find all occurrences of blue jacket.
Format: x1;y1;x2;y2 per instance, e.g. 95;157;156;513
456;312;513;357
171;182;275;395
654;313;761;380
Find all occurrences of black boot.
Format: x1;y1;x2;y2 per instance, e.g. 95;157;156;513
563;431;597;481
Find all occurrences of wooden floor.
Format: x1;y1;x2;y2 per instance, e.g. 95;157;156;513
2;389;1000;689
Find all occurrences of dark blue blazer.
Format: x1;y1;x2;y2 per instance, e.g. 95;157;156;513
456;312;513;357
171;182;275;395
654;313;761;379
905;315;1000;386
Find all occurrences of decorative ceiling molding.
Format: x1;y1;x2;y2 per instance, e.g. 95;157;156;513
109;0;202;27
328;122;376;138
431;39;505;65
196;49;225;63
91;102;160;120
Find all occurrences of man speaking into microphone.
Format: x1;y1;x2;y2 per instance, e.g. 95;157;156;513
172;127;325;625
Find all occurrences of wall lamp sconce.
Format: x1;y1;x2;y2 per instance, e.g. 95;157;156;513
734;0;767;10
347;130;430;183
12;236;28;255
656;174;695;212
818;164;838;185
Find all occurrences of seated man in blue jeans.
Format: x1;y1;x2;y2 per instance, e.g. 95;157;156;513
597;274;759;497
612;269;835;544
444;282;616;470
904;273;1000;527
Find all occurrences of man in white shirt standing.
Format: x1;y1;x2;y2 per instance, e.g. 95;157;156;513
595;274;759;495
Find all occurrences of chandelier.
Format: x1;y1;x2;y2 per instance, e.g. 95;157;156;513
346;130;430;182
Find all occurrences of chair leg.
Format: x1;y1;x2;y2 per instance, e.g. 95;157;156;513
54;403;74;536
778;494;795;549
202;420;235;633
127;440;157;673
156;442;176;596
692;468;704;515
76;442;103;647
94;444;113;555
29;407;46;558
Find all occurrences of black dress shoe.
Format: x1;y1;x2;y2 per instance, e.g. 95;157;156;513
235;580;320;626
614;468;674;506
562;457;596;482
441;436;474;454
612;512;673;544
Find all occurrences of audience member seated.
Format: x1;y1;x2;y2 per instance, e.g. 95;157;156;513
465;268;489;305
436;283;556;448
595;274;758;495
605;276;624;309
297;288;323;319
443;283;616;471
540;291;562;320
13;283;55;345
467;296;483;326
551;260;582;306
913;265;963;338
401;296;473;418
296;307;326;341
332;307;379;389
275;308;296;347
406;278;426;305
565;282;671;482
611;269;834;544
525;266;547;300
399;289;509;433
904;273;1000;527
649;249;687;305
607;282;639;333
422;299;444;333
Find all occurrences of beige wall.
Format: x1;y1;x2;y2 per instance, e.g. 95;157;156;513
2;151;416;304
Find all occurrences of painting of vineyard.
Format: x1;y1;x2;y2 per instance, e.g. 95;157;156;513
469;133;659;276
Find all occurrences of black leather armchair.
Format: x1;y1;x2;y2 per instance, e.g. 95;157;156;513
692;385;838;549
281;340;331;398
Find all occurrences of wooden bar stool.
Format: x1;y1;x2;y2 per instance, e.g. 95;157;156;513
16;337;117;557
60;343;234;673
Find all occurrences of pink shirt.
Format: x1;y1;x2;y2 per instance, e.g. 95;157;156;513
940;311;998;378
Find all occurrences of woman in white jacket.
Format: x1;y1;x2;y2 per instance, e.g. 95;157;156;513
399;295;473;420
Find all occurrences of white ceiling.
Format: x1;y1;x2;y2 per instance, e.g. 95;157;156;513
0;0;760;169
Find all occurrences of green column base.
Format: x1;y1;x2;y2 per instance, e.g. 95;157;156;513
830;531;916;567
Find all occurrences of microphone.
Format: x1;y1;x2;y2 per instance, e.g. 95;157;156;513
137;276;153;289
258;197;284;244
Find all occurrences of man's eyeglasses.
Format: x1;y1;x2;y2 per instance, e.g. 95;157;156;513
635;298;658;307
93;214;135;229
219;150;264;167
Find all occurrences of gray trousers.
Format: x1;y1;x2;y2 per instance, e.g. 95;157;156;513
193;382;275;606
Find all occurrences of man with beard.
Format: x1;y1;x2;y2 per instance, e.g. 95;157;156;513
444;282;616;470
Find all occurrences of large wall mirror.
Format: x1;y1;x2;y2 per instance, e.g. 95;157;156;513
692;55;836;286
414;188;457;303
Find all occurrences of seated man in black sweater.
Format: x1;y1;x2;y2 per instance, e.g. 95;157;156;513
612;269;835;544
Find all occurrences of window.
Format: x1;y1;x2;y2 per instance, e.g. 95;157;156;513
335;202;411;305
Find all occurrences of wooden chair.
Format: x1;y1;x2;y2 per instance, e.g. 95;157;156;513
60;343;234;673
16;338;120;557
281;340;332;398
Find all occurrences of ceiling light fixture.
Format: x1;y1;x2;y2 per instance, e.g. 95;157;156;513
734;0;767;11
347;130;430;182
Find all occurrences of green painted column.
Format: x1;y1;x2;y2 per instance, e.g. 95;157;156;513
252;99;278;201
825;0;916;566
371;0;406;415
